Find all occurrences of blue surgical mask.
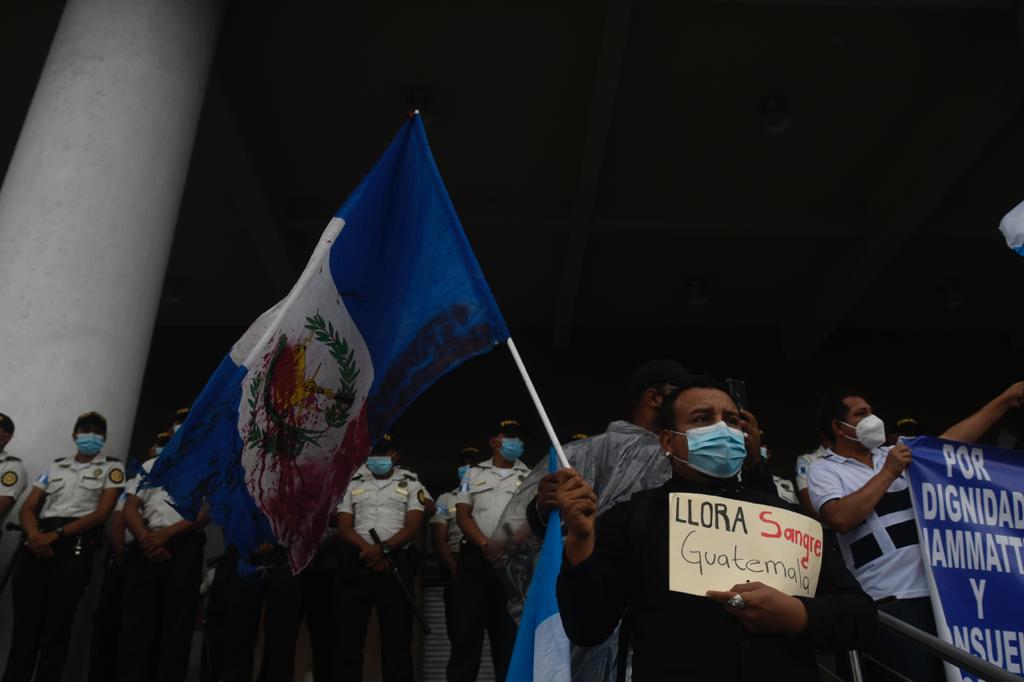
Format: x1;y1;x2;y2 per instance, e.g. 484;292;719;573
669;422;746;478
366;455;393;476
457;465;470;481
75;433;105;456
499;438;524;461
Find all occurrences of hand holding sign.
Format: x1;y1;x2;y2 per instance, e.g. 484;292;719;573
883;443;912;478
707;582;809;635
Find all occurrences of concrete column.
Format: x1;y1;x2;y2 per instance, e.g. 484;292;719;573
0;0;223;668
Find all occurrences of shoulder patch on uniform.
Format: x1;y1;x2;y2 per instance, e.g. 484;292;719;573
1;471;17;487
108;468;125;484
417;489;428;505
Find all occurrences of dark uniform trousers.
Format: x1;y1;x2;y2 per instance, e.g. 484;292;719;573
2;522;99;682
116;532;205;682
299;543;339;682
221;560;303;682
334;546;418;682
87;549;130;682
447;544;516;682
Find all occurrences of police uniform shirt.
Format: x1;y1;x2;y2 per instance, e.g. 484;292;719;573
0;452;27;502
807;446;929;601
456;457;531;538
429;490;464;554
336;464;431;544
794;445;827;492
124;458;184;531
34;455;126;519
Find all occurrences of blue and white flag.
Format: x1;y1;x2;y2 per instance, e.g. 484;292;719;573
147;114;509;572
905;436;1024;681
507;448;571;682
998;200;1024;256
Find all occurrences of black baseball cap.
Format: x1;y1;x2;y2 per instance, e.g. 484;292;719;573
0;414;13;433
626;359;690;401
495;419;522;438
372;433;398;454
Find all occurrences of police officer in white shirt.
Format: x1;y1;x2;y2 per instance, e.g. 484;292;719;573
807;383;1024;682
117;437;209;682
430;446;482;650
794;441;828;517
87;430;172;682
3;411;125;682
451;419;531;682
335;433;431;682
0;413;27;523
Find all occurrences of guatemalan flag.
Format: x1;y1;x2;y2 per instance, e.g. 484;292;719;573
999;199;1024;256
147;114;509;572
506;447;571;682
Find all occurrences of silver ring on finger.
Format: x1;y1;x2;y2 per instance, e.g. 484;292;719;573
727;594;747;609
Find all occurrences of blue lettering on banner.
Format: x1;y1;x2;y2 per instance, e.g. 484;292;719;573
905;436;1024;680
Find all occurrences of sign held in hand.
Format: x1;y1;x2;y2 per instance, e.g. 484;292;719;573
668;493;824;598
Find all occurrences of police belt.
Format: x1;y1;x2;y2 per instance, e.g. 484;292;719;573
37;517;102;546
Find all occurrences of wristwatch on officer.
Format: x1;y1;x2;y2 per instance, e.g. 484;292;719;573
380;542;393;557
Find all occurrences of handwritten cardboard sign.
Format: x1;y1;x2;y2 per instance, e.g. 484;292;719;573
668;493;824;598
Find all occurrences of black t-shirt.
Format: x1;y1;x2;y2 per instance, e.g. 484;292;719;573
556;475;877;682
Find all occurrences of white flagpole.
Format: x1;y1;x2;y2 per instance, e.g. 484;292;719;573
505;338;571;469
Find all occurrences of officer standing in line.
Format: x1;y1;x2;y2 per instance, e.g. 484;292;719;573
0;413;27;522
451;419;531;682
117;435;209;682
429;447;482;649
2;411;125;682
334;433;431;682
300;521;341;682
87;430;172;682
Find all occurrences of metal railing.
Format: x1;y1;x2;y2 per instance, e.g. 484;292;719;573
821;612;1019;682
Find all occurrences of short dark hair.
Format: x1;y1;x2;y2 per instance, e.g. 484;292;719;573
815;389;866;442
0;413;13;434
656;376;733;431
73;411;107;435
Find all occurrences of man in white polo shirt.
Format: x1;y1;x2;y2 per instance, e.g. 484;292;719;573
808;383;1024;681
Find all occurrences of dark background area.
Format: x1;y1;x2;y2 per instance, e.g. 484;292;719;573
4;0;1024;499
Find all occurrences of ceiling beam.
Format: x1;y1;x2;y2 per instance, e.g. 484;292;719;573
552;0;634;347
641;0;1011;9
206;74;299;295
780;63;1024;361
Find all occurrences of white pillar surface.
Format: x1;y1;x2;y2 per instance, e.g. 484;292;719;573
0;0;222;669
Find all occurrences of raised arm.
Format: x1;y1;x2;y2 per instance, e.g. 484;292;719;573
940;381;1024;444
814;445;911;533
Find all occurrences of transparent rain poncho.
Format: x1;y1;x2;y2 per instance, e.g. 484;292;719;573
492;420;671;682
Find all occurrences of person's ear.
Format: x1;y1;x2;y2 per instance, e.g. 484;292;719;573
659;430;674;454
643;388;661;410
488;436;500;450
390;450;400;463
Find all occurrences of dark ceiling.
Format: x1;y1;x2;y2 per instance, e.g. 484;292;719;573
5;0;1024;364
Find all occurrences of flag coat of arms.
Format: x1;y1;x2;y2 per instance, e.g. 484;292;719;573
148;114;509;571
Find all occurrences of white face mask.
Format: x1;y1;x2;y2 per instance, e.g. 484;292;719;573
841;414;886;450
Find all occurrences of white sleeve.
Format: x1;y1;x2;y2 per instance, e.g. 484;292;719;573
807;461;846;514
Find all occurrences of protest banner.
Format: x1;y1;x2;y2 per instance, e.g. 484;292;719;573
906;436;1024;681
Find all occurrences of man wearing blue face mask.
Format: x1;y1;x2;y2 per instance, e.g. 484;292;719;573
554;378;878;681
451;419;531;682
334;433;431;682
430;447;484;658
4;411;125;682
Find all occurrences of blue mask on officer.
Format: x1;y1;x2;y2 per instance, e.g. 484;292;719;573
669;422;746;478
366;455;394;476
75;433;105;456
499;438;524;461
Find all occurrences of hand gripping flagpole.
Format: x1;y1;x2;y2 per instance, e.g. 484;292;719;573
506;338;571;469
